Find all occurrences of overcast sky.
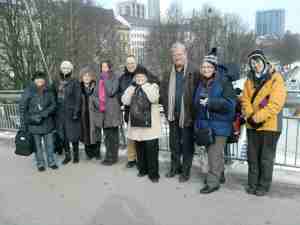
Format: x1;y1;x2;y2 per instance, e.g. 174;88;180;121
100;0;300;33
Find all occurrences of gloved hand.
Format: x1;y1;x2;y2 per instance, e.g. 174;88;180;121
72;113;79;121
247;116;264;129
131;81;137;87
28;114;43;125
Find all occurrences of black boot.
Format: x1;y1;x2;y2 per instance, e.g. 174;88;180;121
179;166;190;183
165;165;182;178
62;143;71;165
72;142;79;163
94;142;101;160
220;171;226;184
85;145;93;160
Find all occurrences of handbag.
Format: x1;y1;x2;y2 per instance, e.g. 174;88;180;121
130;86;152;127
14;130;34;156
194;127;215;146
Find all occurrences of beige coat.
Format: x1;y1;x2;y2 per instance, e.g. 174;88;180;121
122;83;161;141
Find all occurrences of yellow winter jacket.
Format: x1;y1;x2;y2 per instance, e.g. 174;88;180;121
241;70;287;132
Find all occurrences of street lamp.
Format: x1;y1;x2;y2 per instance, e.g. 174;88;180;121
206;7;212;53
9;71;15;79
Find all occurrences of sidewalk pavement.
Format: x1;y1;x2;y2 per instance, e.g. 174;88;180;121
1;131;300;225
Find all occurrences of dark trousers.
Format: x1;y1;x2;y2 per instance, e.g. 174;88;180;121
136;139;160;179
169;121;194;176
247;129;280;191
96;127;119;163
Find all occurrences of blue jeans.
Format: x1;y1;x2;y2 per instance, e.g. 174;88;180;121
33;132;57;168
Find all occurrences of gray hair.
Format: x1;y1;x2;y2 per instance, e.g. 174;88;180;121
171;42;186;53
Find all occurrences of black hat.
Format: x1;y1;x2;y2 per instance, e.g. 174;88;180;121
32;71;47;81
134;66;148;76
203;47;218;67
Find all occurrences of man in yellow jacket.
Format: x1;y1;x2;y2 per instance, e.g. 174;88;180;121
241;49;287;196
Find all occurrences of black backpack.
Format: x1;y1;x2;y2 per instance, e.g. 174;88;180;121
15;130;34;156
130;86;152;127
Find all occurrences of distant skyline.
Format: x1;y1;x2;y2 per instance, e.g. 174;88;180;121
100;0;300;33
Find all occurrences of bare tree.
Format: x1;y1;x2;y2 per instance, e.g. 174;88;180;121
271;31;300;65
145;4;256;80
0;0;124;88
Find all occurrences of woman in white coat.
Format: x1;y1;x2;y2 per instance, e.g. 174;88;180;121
122;67;161;183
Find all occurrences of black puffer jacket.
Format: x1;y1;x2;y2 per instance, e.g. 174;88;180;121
19;82;56;134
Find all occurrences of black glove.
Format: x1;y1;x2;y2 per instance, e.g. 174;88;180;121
131;81;137;87
28;115;43;125
72;112;79;121
247;116;264;129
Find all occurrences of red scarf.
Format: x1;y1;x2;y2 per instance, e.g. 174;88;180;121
98;72;108;112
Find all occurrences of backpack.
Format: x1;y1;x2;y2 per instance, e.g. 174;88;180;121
15;130;34;156
130;86;152;127
227;100;244;143
219;74;244;144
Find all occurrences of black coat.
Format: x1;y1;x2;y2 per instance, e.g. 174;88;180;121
80;82;95;145
19;83;56;134
54;78;81;143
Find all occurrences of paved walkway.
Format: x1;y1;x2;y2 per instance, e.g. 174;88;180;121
1;132;300;225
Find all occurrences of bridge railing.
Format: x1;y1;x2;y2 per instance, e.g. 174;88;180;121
0;102;300;168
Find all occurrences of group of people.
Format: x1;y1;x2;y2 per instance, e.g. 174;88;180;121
19;42;287;196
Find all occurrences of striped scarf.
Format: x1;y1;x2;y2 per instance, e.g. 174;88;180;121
168;61;188;128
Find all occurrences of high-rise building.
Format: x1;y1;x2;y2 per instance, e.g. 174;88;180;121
256;9;286;38
117;0;155;64
148;0;160;22
169;0;183;19
117;0;145;19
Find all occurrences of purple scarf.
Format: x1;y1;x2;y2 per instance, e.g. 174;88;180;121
98;72;109;112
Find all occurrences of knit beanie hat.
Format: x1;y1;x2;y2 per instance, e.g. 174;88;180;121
203;47;218;68
60;60;74;75
248;49;268;73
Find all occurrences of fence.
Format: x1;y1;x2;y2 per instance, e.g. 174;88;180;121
1;103;300;168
